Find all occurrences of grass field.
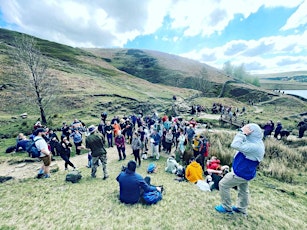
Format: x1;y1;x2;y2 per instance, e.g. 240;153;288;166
0;131;306;230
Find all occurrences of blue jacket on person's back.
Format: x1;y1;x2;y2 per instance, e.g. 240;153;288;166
231;124;265;181
116;169;156;204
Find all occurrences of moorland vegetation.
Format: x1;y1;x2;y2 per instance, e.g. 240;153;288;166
0;28;306;229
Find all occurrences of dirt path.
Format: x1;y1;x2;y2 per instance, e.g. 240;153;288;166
0;146;121;180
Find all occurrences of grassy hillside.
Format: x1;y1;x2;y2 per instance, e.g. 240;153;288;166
0;28;307;230
0;28;306;137
0;131;306;230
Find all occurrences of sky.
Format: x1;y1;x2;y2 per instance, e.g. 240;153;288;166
0;0;306;74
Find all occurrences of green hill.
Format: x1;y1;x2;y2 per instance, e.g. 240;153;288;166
0;27;306;131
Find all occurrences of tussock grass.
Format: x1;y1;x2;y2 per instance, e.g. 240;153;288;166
1;131;307;229
0;154;306;230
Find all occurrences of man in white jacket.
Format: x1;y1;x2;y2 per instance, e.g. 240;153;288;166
215;123;265;215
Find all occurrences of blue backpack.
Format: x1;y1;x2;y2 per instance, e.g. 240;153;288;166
143;190;162;205
147;163;156;173
26;138;41;158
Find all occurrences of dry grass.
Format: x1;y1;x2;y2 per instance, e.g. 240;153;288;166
0;156;306;230
0;131;307;229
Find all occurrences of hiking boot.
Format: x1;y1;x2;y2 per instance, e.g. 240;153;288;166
215;205;233;214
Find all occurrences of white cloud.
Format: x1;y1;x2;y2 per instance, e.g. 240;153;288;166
281;0;307;31
181;30;307;74
0;0;306;73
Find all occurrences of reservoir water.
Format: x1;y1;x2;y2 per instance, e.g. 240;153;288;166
283;90;307;99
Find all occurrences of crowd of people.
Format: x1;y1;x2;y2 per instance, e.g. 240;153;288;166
8;109;306;213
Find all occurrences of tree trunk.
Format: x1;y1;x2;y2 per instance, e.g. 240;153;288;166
40;106;47;125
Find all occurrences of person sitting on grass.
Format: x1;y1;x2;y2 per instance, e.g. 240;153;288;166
116;160;162;205
15;133;29;153
205;157;229;191
185;157;204;183
165;155;181;174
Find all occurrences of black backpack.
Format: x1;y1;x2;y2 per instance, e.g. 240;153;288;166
65;170;82;183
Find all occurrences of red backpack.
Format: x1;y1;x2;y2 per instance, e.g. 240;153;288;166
199;140;210;157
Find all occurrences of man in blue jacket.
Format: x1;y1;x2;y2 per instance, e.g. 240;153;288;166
215;123;265;215
116;160;161;204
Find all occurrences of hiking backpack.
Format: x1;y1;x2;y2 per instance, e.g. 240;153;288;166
143;190;162;205
199;139;209;157
26;138;41;158
147;163;156;173
65;170;82;183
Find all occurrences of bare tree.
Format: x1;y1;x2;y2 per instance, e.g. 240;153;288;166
11;35;57;124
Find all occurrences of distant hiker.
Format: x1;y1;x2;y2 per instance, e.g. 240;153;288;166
297;118;307;138
274;121;282;139
115;130;126;161
116;160;162;205
101;112;107;123
34;128;52;178
82;125;108;179
215;123;265;215
263;120;274;139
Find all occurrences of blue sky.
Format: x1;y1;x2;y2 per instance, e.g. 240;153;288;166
0;0;306;74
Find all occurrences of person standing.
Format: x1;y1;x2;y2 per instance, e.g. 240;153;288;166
150;128;160;160
55;136;76;170
115;130;126;161
84;125;108;179
164;129;173;154
274;121;283;139
131;132;142;166
105;121;114;147
177;129;186;157
34;128;52;178
215;123;265;215
70;128;83;155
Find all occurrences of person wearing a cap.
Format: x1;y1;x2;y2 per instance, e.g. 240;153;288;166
215;123;265;215
116;160;161;204
34;128;52;178
84;125;109;179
